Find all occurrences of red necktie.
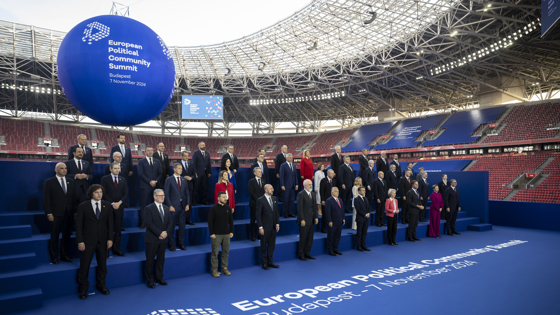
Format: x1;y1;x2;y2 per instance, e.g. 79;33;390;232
114;176;118;190
336;198;341;208
177;177;181;190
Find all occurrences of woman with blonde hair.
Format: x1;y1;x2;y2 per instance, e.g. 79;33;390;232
314;163;326;215
385;188;399;245
351;177;363;230
214;170;235;213
300;149;314;185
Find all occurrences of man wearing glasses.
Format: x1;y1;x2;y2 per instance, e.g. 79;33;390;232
144;189;172;288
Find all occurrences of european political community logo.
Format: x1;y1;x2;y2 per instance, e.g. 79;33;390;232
82;21;110;44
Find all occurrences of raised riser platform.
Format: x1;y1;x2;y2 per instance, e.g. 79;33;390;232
0;288;42;314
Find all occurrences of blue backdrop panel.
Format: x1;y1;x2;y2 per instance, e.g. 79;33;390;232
412;160;472;173
423;106;505;146
375;114;445;150
489;200;560;231
342;122;395;152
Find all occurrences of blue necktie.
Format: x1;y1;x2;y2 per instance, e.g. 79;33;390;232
95;202;100;220
381;179;384;186
415;190;419;199
159;205;164;223
268;197;273;210
60;178;66;194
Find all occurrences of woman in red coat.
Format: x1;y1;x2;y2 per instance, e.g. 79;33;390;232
300;149;314;185
214;170;235;212
428;185;443;238
384;189;400;246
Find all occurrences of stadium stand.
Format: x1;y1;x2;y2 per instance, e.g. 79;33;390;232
511;154;560;203
0;118;45;152
311;128;357;155
375;114;446;150
49;124;91;153
267;135;316;157
341;122;395;152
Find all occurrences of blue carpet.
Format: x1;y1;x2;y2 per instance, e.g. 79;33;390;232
11;226;560;315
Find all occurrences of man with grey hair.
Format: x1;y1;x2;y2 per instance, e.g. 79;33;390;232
248;166;266;241
319;169;337;233
104;151;128;178
68;134;93;175
330;145;343;184
297;179;318;261
221;145;239;173
274;145;288;202
279;153;298;218
192;141;211;205
144;189;172;288
376;151;389;174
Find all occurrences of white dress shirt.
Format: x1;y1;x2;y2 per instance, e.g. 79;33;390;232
91;199;101;215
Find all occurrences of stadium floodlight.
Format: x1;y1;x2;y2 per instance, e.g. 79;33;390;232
249;90;345;106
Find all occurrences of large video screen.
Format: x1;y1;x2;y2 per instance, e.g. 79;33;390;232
542;0;560;36
181;95;223;120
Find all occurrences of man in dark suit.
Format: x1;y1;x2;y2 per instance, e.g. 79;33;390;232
373;171;388;227
76;184;113;299
254;149;265;164
354;186;371;251
438;174;449;221
416;167;425;182
101;163;128;256
405;180;424;242
43;163;78;264
376;151;389;174
296;179;318;261
251;153;269;184
180;151;195;225
325;187;345;256
444;179;461;236
104;151;128;178
68;134;94;175
256;184;280;270
144;189;172;288
138;146;162;228
330;146;343;185
248;167;266;241
418;172;430;222
386;164;399;192
274;145;288;202
192;141;211;205
363;160;376;209
402;162;415;179
338;156;355;213
399;170;413;224
319;169;337;233
220;145;239;173
279;153;298;218
164;163;190;251
65;147;93;203
358;149;369;179
110;133;133;179
153;142;170;189
390;154;402;182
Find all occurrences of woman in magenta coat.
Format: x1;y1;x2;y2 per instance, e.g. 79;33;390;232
428;185;443;237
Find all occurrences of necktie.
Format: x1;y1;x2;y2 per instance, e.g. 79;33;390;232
257;178;261;187
381;179;384;186
329;179;332;187
60;178;66;194
114;176;118;190
336;198;341;208
415;190;419;198
149;158;152;166
120;145;125;157
183;161;187;171
260;164;263;173
81;146;85;154
177;177;181;190
348;164;351;170
159;205;164;223
408;178;410;184
202;151;205;158
95;202;100;220
268;197;273;209
78;160;82;172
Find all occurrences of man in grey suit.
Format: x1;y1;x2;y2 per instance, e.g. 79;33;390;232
296;179;318;261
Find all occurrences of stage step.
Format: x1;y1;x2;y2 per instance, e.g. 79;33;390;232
468;223;493;232
0;225;31;240
0;253;36;273
0;288;42;314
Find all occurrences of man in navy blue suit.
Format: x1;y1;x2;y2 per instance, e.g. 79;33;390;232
354;186;371;252
279;153;298;218
138;146;162;229
101;162;128;257
338;156;355;213
65;147;93;203
180;151;195;225
373;171;388;227
325;187;345;256
402;162;415;179
110;133;133;179
256;184;280;270
67;134;94;175
192;141;211;205
251;153;268;184
363;160;376;208
164;163;190;251
144;189;172;288
386;164;400;192
444;179;461;236
104;152;128;177
418;172;430;222
390;154;402;182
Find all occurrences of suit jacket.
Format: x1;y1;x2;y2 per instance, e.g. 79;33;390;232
221;153;239;172
444;187;461;210
110;144;133;174
104;162;128;177
385;198;398;217
358;155;369;178
248;177;266;208
438;181;449;197
296;190;318;225
251;161;269;184
179;160;195;190
68;144;94;174
192;150;211;177
320;177;337;204
256;195;279;231
373;178;388;201
416;173;424;182
402;167;415;179
324;196;345;226
376;156;389;174
363;167;376;190
338;163;355;188
43;176;78;216
144;202;172;243
279;162;298;190
390;160;402;180
274;152;287;175
101;174;128;208
75;200;114;245
354;195;370;222
406;189;422;214
164;175;190;210
153;151;170;183
330;153;343;179
137;157;162;190
418;178;430;199
65;159;93;195
400;177;413;200
386;170;399;190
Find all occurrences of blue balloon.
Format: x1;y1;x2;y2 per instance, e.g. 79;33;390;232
57;15;175;126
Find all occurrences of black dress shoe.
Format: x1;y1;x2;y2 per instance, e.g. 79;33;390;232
414;237;421;241
284;215;289;219
334;250;343;255
60;255;72;262
262;265;269;270
97;286;110;295
420;219;429;222
394;243;399;245
321;229;327;233
357;247;364;251
203;201;210;205
169;246;176;251
345;210;352;213
251;236;256;242
269;263;279;268
156;279;168;286
390;243;394;246
79;292;87;299
382;224;387;227
51;258;59;264
329;251;337;256
139;223;146;229
447;232;454;236
192;202;197;206
363;247;371;251
376;225;383;227
305;254;316;260
289;214;296;218
299;256;308;261
408;239;416;242
114;251;126;257
121;227;125;231
147;283;155;289
436;236;442;238
186;221;195;225
453;231;461;235
179;245;187;251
